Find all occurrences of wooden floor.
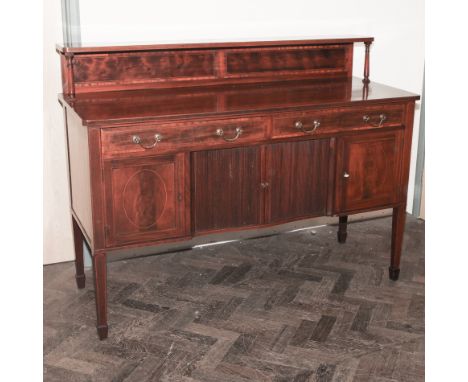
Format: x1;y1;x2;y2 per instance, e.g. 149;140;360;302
44;215;424;382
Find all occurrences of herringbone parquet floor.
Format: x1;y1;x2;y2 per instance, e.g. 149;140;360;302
44;216;424;382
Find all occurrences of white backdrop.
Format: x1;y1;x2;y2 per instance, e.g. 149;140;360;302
44;0;74;264
44;0;424;264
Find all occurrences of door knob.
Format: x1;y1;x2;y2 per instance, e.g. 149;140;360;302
343;172;350;178
260;182;270;189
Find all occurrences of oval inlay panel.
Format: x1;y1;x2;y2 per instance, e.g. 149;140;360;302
122;169;167;229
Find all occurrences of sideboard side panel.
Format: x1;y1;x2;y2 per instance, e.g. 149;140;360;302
398;102;416;203
66;108;94;244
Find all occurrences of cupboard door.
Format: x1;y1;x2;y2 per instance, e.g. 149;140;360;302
265;139;330;223
335;131;403;213
104;153;188;246
192;146;262;233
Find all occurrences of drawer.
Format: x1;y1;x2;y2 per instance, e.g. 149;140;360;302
101;122;194;157
101;117;268;157
191;117;267;148
272;104;405;138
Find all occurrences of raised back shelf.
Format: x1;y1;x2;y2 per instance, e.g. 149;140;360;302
57;37;373;96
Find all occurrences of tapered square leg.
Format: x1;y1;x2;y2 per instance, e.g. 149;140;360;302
389;267;400;281
72;217;86;289
337;215;348;243
389;205;406;281
92;251;108;340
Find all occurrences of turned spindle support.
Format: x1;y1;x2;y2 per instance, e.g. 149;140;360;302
64;52;76;98
362;82;369;100
362;41;372;84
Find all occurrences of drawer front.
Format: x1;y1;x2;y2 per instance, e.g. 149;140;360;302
101;123;193;157
101;117;267;157
191;117;267;148
272;104;405;138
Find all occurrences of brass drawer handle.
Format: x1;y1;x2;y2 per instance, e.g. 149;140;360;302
216;127;243;142
363;114;387;127
132;134;162;149
294;120;320;134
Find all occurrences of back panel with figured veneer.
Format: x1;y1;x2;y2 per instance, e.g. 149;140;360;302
225;45;352;78
59;40;357;94
73;50;217;91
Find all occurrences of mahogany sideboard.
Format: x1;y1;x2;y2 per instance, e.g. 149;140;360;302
57;37;420;340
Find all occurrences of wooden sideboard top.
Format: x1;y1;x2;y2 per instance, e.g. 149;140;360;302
56;36;374;54
60;77;419;126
